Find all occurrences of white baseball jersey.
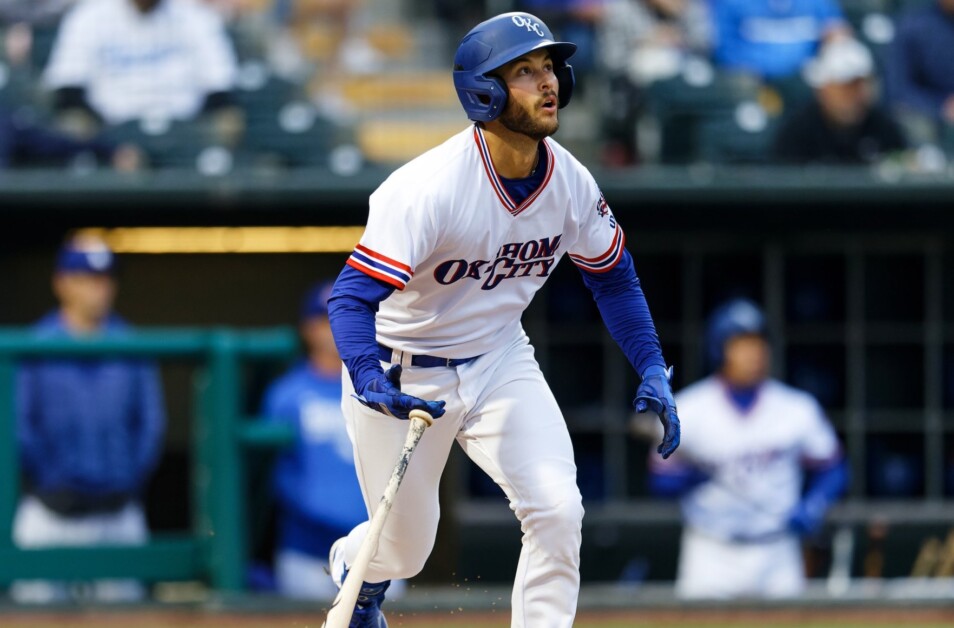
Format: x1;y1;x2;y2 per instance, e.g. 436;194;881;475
652;376;840;542
43;0;237;124
346;125;625;358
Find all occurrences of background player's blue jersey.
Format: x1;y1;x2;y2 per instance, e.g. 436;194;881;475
261;362;366;557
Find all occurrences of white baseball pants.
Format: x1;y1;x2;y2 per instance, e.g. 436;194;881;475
676;526;805;599
11;495;148;603
340;329;583;628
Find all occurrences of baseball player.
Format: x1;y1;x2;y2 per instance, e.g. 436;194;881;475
646;298;848;599
325;12;680;627
13;235;166;603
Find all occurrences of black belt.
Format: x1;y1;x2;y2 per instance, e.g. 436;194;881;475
377;343;479;368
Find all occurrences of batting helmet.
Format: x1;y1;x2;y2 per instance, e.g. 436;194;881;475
453;12;577;122
705;298;767;370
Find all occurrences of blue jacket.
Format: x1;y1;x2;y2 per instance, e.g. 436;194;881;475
886;3;954;119
712;0;844;78
261;362;366;557
0;106;115;169
16;312;166;500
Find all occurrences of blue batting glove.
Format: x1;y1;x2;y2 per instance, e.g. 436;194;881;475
353;364;446;420
634;364;680;459
788;495;828;537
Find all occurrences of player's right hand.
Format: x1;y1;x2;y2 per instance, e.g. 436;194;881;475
353;364;446;420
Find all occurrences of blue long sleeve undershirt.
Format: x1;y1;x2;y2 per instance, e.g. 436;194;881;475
327;265;394;396
803;456;849;510
578;248;666;378
329;247;666;394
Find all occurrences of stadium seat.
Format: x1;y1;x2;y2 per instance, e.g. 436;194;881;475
355;117;466;164
694;103;780;164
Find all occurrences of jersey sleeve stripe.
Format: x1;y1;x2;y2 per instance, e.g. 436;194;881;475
346;258;407;290
569;226;625;273
353;243;413;273
348;247;412;289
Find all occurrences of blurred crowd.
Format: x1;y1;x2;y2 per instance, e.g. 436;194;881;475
0;0;952;174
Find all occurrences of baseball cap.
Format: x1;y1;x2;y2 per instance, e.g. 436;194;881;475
55;236;116;274
300;280;334;321
804;38;874;87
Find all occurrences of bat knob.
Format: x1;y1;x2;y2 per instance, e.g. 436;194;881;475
409;409;434;427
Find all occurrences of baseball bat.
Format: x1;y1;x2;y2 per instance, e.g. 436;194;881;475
322;409;434;628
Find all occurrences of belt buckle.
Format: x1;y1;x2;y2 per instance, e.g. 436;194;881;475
446;357;453;367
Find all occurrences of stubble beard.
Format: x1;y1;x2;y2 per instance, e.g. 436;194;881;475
499;98;559;142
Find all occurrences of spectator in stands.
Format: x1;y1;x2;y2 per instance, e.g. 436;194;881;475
710;0;850;105
885;0;954;146
0;105;144;169
637;299;848;599
13;235;166;603
41;0;241;143
772;38;906;165
0;1;74;68
516;0;606;77
263;0;393;123
259;281;370;600
596;0;712;165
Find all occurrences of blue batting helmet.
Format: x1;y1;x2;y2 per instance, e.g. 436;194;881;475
453;12;577;122
705;298;767;369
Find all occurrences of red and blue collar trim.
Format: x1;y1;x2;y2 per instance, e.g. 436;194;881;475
473;125;554;217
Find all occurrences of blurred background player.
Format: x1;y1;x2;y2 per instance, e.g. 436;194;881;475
13;235;166;603
259;281;396;601
772;37;907;165
641;298;848;599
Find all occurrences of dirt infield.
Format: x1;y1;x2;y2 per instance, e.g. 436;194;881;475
0;607;952;627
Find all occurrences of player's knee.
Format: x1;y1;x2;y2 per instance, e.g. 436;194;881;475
520;486;584;553
388;546;432;579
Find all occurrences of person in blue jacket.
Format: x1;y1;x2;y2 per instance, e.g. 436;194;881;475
13;235;166;603
260;281;372;600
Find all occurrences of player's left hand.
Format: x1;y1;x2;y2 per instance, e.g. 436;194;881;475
788;495;827;537
634;364;680;459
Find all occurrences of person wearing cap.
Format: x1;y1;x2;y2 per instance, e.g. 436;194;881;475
638;298;848;599
12;235;166;603
771;37;907;165
257;281;371;600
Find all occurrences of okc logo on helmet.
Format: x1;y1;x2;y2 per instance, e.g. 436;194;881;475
511;14;545;37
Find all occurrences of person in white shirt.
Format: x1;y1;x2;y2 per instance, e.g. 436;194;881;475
43;0;238;130
646;298;849;599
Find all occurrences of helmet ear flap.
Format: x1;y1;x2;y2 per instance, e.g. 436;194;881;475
555;63;575;109
452;71;509;122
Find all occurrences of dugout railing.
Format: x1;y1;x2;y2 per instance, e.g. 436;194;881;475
0;328;298;591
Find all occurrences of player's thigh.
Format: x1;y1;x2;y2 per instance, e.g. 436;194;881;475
760;537;806;598
457;346;577;503
676;529;750;600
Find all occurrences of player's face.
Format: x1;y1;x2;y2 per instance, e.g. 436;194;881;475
495;50;560;141
721;334;770;388
53;272;117;325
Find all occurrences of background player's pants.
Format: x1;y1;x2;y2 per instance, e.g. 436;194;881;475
11;495;148;603
676;526;805;599
340;328;583;628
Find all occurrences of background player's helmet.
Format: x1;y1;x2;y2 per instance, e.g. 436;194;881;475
706;298;767;370
453;12;577;122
